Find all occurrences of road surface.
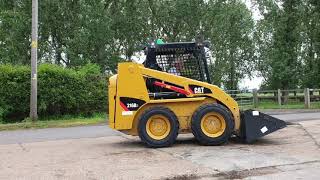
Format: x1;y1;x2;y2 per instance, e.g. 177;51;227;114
1;111;320;179
273;112;320;122
0;111;319;145
1;118;320;179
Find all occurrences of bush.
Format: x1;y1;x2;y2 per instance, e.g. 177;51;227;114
0;63;107;123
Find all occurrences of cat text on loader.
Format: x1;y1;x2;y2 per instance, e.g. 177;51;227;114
108;41;286;148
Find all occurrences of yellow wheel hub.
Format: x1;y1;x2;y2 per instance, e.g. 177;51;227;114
200;112;226;138
146;115;171;140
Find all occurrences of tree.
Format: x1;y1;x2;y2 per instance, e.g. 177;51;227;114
0;0;32;64
300;0;320;88
147;0;205;41
0;0;260;90
254;0;304;90
205;0;255;90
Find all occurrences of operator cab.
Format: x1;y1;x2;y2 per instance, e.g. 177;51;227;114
142;40;211;99
144;41;211;83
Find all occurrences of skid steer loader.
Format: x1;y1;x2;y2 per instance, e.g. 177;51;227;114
108;40;286;147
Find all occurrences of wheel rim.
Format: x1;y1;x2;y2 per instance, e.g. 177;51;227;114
200;112;226;138
146;115;171;140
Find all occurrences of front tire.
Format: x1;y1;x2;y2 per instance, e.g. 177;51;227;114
191;104;234;145
138;106;179;148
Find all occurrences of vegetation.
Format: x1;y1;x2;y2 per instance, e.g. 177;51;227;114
258;101;304;109
1;0;319;89
254;0;320;89
239;101;320;110
0;113;106;131
0;63;107;123
0;0;255;90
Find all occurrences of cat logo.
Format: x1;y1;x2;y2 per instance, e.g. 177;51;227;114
194;87;204;94
189;85;212;94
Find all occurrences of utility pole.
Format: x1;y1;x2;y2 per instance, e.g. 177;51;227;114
30;0;38;121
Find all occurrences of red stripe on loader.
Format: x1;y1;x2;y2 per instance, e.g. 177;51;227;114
189;87;194;94
120;101;129;111
153;81;190;95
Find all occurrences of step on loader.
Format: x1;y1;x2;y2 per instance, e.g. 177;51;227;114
108;40;286;148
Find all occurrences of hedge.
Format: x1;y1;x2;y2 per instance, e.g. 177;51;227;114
0;63;107;123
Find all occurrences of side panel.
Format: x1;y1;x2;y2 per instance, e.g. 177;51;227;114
114;63;150;130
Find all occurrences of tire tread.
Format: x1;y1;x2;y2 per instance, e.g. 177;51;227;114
191;103;234;145
138;106;179;148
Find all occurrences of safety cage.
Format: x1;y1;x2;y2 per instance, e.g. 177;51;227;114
144;41;211;83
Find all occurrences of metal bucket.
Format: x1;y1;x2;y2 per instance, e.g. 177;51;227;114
239;110;287;143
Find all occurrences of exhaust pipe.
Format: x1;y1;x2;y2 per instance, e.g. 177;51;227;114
239;110;287;143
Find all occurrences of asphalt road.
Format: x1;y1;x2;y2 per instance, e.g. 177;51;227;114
2;119;320;179
273;112;320;122
0;111;319;145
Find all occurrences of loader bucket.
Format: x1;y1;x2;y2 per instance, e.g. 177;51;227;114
239;110;287;143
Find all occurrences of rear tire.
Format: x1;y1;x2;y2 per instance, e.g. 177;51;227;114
191;104;234;145
138;106;179;148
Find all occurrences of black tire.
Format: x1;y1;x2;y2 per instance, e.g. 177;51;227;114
191;103;234;145
138;106;179;148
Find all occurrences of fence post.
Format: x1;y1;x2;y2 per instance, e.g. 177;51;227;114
277;89;281;106
253;89;258;108
304;88;311;109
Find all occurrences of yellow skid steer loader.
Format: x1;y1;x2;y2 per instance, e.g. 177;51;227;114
108;41;286;148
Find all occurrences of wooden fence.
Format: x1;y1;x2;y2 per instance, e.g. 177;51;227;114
226;88;320;109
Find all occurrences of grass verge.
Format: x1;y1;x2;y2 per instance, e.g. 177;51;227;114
0;113;107;131
257;101;320;109
237;101;320;110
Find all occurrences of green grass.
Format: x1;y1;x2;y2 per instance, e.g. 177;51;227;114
257;101;304;109
0;113;107;131
311;102;320;109
254;101;320;109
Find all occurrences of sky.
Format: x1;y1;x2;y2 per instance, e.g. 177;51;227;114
239;75;264;90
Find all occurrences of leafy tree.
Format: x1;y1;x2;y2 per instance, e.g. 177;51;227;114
300;0;320;88
254;0;304;90
0;0;31;64
0;0;262;90
205;0;255;90
147;0;205;41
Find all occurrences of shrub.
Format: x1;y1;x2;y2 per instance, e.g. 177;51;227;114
0;63;107;123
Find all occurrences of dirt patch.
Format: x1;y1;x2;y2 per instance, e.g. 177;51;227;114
162;174;201;180
104;150;155;156
213;166;281;179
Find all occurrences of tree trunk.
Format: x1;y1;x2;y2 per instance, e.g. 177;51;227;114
282;83;289;105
